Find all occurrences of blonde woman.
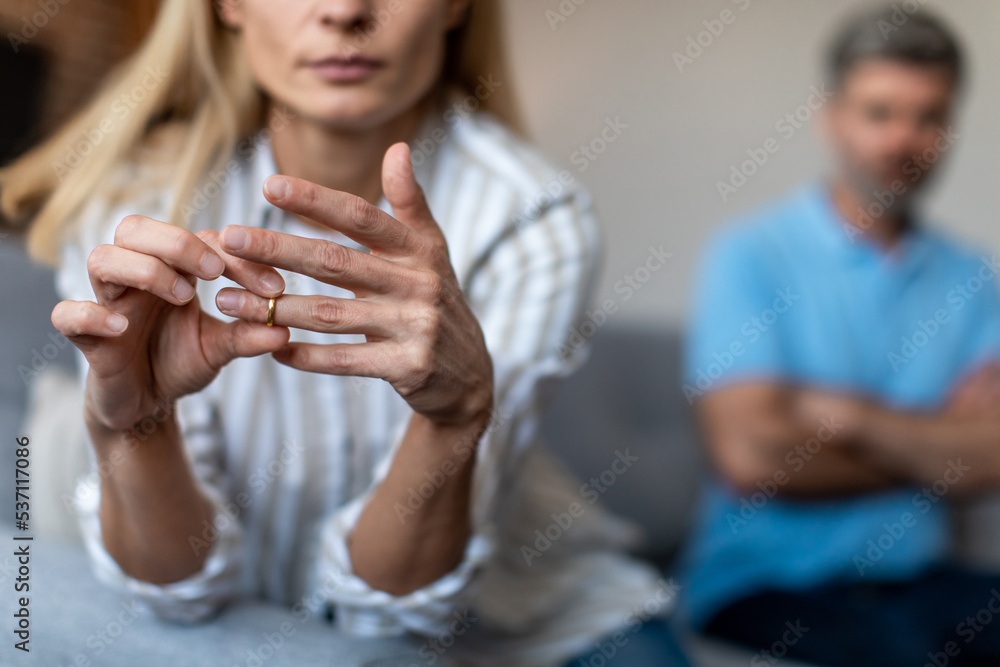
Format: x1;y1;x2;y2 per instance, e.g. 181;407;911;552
1;1;688;664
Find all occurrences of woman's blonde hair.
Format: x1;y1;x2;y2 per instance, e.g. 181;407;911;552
0;0;520;265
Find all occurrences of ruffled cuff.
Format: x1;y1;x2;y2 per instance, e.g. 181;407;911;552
315;488;496;637
73;475;245;624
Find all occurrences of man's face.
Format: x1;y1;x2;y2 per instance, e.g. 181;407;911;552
824;59;957;203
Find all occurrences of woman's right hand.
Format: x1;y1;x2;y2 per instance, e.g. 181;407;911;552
52;215;290;434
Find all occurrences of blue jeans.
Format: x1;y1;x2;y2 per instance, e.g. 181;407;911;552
704;566;1000;666
562;616;691;666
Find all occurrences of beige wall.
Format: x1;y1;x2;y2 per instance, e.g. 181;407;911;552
504;0;1000;329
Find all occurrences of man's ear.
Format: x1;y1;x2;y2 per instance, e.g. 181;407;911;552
215;0;244;30
445;0;473;31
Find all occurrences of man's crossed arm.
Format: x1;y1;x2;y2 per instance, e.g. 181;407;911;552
697;363;1000;499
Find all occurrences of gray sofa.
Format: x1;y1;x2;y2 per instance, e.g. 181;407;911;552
0;525;422;666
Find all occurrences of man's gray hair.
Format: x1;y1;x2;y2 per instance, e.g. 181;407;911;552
827;5;964;88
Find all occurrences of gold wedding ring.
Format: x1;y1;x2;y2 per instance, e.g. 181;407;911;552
266;297;277;327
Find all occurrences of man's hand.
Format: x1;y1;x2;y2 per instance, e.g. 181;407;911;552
790;370;1000;492
792;386;870;441
946;362;1000;418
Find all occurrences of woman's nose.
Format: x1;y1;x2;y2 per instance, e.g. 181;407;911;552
316;0;372;31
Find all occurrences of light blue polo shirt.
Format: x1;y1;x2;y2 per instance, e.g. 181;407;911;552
678;182;1000;629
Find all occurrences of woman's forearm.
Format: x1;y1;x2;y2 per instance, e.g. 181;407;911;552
86;406;216;584
347;410;488;596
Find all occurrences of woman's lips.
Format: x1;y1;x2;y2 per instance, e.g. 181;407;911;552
305;56;385;83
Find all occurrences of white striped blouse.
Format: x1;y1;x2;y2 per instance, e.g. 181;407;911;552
56;98;672;666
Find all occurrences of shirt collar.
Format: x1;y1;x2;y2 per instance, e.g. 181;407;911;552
799;180;935;273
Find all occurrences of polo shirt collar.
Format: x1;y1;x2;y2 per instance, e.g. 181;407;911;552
799;180;935;274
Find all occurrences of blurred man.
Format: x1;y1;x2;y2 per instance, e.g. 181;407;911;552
679;7;1000;666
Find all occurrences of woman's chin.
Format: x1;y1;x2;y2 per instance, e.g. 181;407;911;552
280;94;391;129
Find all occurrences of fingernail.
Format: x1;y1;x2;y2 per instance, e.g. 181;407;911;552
173;277;195;302
107;314;128;333
265;177;288;200
223;227;249;252
216;290;240;311
261;272;284;294
201;252;224;277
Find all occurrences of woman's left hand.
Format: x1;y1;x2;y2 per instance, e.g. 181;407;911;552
214;143;494;428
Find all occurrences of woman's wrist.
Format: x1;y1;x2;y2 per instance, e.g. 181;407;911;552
417;368;495;431
84;393;179;457
409;403;492;462
435;391;494;431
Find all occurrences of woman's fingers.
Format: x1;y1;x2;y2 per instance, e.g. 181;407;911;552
381;142;449;252
219;226;404;294
114;215;225;280
51;300;129;343
271;341;389;378
88;244;198;306
196;229;285;298
199;314;291;371
89;216;287;308
214;288;396;337
89;214;220;306
260;175;423;256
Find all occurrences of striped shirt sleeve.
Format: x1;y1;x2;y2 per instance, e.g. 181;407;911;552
315;184;603;637
73;391;246;623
